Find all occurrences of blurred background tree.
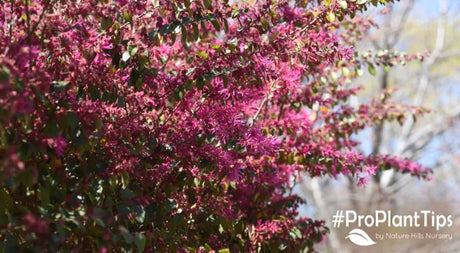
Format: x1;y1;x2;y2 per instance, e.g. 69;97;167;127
298;0;460;252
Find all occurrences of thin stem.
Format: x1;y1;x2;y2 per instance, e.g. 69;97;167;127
252;78;277;125
25;0;31;42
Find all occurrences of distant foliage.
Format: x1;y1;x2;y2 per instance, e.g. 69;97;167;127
0;0;430;252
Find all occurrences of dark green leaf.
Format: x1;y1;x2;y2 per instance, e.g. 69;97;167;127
120;188;136;199
0;188;12;213
181;25;187;46
169;21;182;34
135;233;147;252
39;185;50;207
196;77;204;90
203;0;212;9
159;24;170;36
0;66;10;82
101;17;113;30
211;20;221;31
120;229;134;244
148;30;158;41
269;31;280;43
44;121;59;137
193;23;199;41
223;18;229;33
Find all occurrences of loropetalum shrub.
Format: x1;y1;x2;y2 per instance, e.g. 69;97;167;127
0;0;432;252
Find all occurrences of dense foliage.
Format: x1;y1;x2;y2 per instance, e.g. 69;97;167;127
0;0;432;252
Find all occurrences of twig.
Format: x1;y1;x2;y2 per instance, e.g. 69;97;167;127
252;78;277;124
24;0;31;42
31;0;52;35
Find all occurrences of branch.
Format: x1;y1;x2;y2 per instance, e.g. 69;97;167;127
251;79;277;125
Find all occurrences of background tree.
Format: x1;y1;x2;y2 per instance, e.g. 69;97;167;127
299;0;460;252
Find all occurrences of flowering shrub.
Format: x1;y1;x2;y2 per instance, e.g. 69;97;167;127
0;0;431;252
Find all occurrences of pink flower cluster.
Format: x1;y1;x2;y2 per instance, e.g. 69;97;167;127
0;0;431;251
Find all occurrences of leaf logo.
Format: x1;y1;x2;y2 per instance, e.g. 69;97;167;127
345;229;376;246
